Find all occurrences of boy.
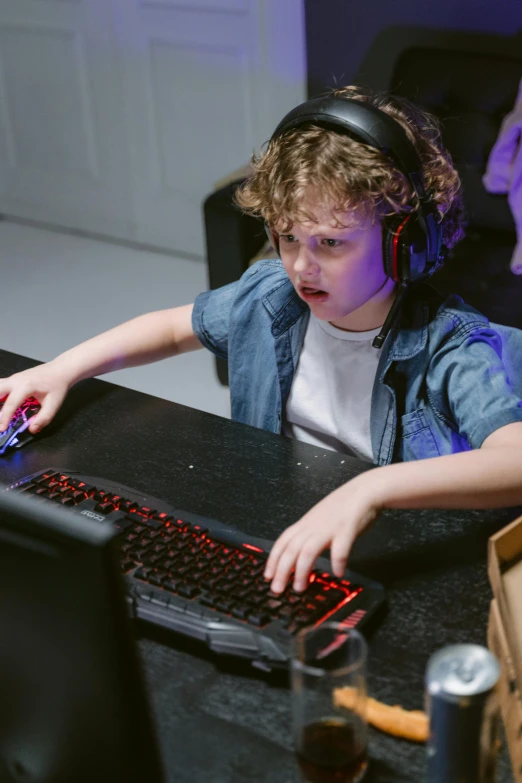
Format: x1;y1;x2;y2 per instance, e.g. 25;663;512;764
1;86;522;597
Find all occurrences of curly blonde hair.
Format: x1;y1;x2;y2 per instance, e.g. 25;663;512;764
234;85;466;249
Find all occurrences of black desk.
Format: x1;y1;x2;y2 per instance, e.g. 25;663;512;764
0;349;518;783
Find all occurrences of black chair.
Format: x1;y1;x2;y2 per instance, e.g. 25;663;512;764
203;182;266;385
388;46;522;328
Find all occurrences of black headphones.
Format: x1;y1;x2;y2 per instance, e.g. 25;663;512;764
266;96;447;348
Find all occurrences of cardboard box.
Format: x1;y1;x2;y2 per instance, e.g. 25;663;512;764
488;514;522;781
488;599;522;781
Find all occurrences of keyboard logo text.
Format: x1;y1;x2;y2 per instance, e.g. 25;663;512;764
80;510;105;523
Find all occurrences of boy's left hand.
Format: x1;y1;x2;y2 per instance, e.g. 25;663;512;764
264;473;383;594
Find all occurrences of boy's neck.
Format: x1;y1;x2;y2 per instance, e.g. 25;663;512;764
328;278;398;333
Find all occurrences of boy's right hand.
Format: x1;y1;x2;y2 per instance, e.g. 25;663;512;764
0;362;71;434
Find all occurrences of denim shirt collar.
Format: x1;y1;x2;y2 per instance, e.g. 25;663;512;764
261;276;310;428
262;274;434;359
372;285;443;464
378;288;435;378
262;275;309;336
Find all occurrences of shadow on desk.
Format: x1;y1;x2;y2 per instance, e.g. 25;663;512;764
49;377;126;435
350;506;522;588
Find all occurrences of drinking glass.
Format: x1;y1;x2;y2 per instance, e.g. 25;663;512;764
291;623;368;783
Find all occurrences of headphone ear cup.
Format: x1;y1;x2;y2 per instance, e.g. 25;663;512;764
382;216;408;283
383;214;430;284
405;214;430;282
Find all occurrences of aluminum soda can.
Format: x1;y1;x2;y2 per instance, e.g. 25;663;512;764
425;644;500;783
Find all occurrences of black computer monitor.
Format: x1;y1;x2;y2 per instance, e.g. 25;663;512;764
0;486;165;783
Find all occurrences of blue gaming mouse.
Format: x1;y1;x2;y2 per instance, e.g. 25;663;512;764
0;397;41;455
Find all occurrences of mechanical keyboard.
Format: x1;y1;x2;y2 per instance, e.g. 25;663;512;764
5;468;386;670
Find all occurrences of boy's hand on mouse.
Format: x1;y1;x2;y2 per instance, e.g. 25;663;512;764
0;362;71;433
264;472;383;594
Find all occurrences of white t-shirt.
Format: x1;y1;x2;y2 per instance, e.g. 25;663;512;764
283;314;381;462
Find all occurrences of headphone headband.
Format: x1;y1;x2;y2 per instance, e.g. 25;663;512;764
271;96;429;203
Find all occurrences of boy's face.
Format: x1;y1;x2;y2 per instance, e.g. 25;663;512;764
275;201;396;331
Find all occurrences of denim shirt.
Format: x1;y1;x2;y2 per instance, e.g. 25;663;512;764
192;259;522;465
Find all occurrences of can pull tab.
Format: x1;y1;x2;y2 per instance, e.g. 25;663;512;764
454;660;477;684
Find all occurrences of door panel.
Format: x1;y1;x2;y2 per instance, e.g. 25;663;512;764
113;0;306;256
0;0;133;238
0;23;99;177
0;0;306;256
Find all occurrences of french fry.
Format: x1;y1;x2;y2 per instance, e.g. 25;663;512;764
334;687;429;743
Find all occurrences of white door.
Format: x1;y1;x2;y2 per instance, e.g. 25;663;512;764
0;0;306;258
0;0;135;240
109;0;307;257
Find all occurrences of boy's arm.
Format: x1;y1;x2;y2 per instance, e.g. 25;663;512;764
55;304;201;384
265;422;522;593
0;304;202;431
370;421;522;510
